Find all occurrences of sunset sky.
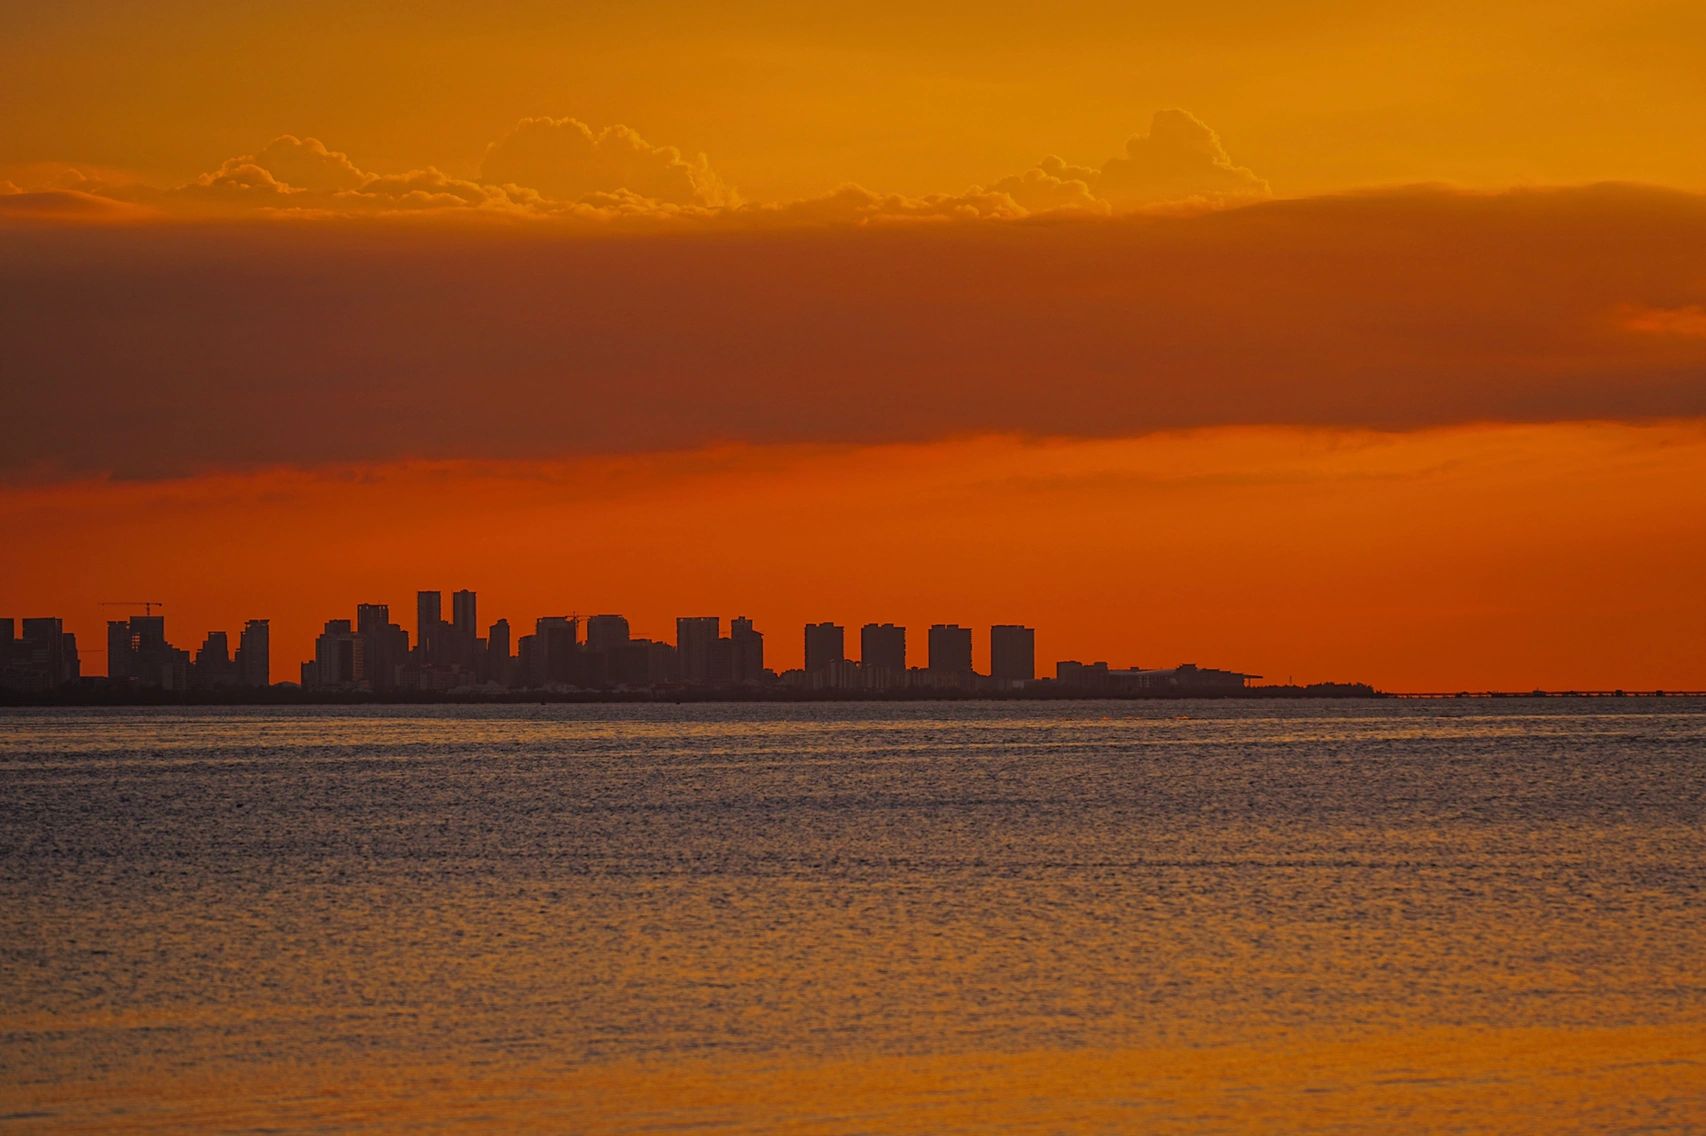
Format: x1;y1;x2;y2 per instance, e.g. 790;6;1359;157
4;0;1705;688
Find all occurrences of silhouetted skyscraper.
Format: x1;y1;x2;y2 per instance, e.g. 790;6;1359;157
106;614;189;689
617;639;678;686
804;622;844;674
860;623;906;672
309;619;363;688
676;616;720;684
452;589;477;639
928;624;973;676
236;619;269;687
486;618;510;684
1;617;79;691
355;603;408;690
533;616;579;686
585;614;631;654
416;590;442;655
730;616;764;683
106;620;128;680
990;624;1036;682
192;630;233;688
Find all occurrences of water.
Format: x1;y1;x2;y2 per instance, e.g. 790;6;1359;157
2;700;1702;1132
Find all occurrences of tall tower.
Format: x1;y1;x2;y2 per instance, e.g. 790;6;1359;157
416;591;442;655
675;616;720;684
804;622;845;674
452;589;477;639
730;616;765;683
236;619;270;687
860;623;906;672
927;624;973;676
585;614;631;654
990;624;1036;682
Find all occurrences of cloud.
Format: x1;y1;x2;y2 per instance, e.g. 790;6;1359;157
480;116;733;207
336;166;531;212
1622;304;1706;339
1096;108;1269;206
5;183;1706;481
146;121;737;220
9;110;1265;225
983;157;1107;215
988;109;1268;212
734;183;1027;225
214;135;369;193
0;188;154;224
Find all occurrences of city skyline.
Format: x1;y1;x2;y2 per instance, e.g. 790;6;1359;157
7;593;1314;696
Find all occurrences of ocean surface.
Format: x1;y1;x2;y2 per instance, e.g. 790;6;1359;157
1;699;1702;1133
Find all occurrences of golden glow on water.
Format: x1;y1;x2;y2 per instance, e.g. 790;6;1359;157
10;1028;1704;1133
1;703;1701;1132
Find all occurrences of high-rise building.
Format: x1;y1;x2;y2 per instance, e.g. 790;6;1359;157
860;623;906;673
355;604;408;690
416;591;442;656
585;614;631;654
730;616;765;683
804;622;845;674
617;639;677;686
308;619;364;688
106;614;189;689
927;624;973;676
452;589;477;639
675;616;720;684
529;616;578;686
0;617;80;691
356;603;390;635
990;624;1036;683
486;618;511;684
235;619;270;687
192;630;234;688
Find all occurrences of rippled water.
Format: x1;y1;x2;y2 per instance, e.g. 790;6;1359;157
2;700;1702;1132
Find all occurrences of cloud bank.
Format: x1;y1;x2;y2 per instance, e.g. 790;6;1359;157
0;110;1265;224
4;183;1705;480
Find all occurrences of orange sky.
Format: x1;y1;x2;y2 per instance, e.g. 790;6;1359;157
3;1;1705;689
4;425;1704;691
4;1;1705;200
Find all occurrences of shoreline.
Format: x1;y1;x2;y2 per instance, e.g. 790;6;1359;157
5;687;1701;708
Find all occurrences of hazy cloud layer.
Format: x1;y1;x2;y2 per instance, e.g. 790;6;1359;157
4;183;1705;481
1;110;1265;223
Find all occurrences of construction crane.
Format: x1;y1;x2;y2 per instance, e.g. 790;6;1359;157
102;601;166;616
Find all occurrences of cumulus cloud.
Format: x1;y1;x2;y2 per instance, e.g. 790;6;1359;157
4;109;1269;226
984;156;1108;215
480;117;733;207
214;135;368;193
1097;108;1268;206
337;167;528;212
987;109;1268;213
